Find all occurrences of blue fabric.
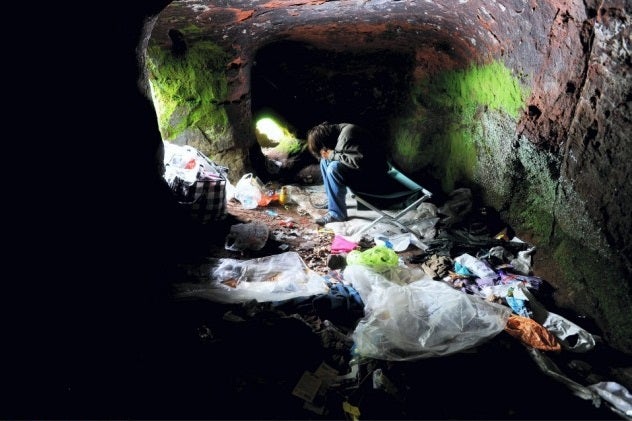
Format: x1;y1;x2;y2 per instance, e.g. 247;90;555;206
506;296;532;318
454;261;474;277
320;159;349;220
312;283;364;326
271;282;365;328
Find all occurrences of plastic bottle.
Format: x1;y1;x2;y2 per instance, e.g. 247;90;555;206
279;186;290;205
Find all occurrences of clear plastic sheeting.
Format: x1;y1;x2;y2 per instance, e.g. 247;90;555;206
344;265;512;361
175;252;329;304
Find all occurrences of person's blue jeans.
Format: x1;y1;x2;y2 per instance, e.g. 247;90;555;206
320;159;350;220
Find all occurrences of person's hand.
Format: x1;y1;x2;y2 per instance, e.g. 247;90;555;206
320;148;333;160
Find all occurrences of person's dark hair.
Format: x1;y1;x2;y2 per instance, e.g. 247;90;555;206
307;122;339;159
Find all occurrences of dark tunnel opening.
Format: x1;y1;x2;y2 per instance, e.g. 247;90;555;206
250;40;415;141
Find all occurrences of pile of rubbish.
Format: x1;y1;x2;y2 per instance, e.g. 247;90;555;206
173;185;632;420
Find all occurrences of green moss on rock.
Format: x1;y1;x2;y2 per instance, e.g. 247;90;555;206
275;137;305;155
516;196;555;243
508;140;560;242
180;24;204;37
391;60;528;192
146;41;230;142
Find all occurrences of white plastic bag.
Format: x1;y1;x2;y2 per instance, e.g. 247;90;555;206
454;253;497;279
344;265;511;360
163;142;202;185
234;173;263;209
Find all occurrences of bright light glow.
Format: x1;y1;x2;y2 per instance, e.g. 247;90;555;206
256;117;285;142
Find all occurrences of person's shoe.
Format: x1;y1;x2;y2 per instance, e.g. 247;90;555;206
315;212;346;226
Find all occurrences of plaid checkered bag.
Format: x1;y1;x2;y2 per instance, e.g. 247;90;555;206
178;176;227;223
167;147;228;224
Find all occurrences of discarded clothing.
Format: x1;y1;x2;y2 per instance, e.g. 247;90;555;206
331;234;359;254
505;296;533;318
504;314;562;352
272;282;365;329
313;283;365;326
498;270;543;291
420;254;452;280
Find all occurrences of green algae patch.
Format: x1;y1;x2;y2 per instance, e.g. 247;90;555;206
391;116;426;170
146;41;230;141
443;126;477;191
275;137;305;156
180;24;204;37
423;60;527;120
553;236;632;352
392;60;528;192
508;141;560;243
515;195;555;243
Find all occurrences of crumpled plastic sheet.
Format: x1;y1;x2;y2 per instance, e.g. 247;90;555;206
588;381;632;419
437;187;472;227
344;265;512;361
175;251;329;304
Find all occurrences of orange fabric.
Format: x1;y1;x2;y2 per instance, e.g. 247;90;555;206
504;315;562;352
258;193;279;206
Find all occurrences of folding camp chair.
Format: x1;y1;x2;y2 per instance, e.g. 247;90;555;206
349;161;433;241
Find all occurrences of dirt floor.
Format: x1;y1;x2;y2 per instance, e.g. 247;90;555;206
209;183;427;275
221;188;338;274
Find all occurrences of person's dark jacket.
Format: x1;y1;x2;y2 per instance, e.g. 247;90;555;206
330;123;389;173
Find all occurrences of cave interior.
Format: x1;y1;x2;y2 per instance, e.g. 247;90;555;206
139;0;632;418
7;0;631;420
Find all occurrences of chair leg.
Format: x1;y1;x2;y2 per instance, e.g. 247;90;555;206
353;194;431;249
